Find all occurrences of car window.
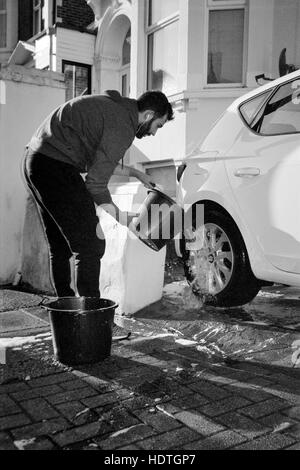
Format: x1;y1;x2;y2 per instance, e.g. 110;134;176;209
253;79;300;135
239;91;272;126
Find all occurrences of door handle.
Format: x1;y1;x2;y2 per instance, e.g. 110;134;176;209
234;167;261;178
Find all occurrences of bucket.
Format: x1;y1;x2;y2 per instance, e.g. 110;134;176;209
41;297;118;365
131;189;183;251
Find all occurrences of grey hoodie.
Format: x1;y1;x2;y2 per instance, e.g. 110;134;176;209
28;90;139;204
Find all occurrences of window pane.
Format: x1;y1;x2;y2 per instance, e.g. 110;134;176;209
208;9;244;84
63;63;90;102
240;91;272;125
258;80;300;135
0;11;6;48
122;27;131;66
0;0;6;10
147;21;179;95
149;0;179;25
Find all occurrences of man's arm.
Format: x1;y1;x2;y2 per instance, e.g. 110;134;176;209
113;163;156;189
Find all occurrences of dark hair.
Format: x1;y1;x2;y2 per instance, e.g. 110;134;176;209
137;91;174;121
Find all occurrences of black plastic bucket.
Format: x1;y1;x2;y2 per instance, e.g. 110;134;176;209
131;189;183;251
42;297;118;365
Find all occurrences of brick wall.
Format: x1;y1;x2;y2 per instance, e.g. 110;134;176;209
57;0;95;33
18;0;33;41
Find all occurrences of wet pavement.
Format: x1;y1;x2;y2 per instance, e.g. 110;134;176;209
0;282;300;451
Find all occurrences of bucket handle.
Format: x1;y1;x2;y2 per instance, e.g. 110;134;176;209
38;297;53;308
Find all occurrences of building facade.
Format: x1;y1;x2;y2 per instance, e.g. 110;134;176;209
1;0;300;195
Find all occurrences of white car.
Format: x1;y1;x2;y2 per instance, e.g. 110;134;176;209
176;70;300;307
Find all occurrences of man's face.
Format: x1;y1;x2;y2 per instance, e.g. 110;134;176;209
136;113;168;139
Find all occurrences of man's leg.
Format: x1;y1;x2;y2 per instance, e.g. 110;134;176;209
23;153;105;297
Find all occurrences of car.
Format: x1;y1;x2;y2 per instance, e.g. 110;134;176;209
176;69;300;307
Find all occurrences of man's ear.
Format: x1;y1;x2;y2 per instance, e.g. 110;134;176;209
144;110;155;122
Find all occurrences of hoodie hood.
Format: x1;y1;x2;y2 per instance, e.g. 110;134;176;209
104;89;139;133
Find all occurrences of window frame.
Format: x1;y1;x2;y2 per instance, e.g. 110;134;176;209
32;0;45;37
146;0;180;94
238;77;300;137
0;0;7;50
204;0;248;88
62;60;92;101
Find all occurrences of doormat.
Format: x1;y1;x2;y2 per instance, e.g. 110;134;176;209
0;310;49;334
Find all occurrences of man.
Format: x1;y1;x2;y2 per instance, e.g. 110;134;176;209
23;90;174;298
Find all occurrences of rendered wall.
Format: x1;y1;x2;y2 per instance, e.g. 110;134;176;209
0;65;65;285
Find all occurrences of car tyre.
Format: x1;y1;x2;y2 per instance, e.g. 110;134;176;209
182;208;261;307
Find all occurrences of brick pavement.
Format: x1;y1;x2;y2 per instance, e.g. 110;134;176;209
1;330;300;451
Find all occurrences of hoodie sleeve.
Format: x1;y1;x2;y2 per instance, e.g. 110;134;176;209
85;148;115;205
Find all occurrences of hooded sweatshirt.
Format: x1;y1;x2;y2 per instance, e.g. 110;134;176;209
27;90;139;205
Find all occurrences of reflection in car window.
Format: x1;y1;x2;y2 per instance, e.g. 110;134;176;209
253;79;300;135
239;91;272;126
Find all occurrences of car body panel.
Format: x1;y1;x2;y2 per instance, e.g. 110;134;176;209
177;70;300;288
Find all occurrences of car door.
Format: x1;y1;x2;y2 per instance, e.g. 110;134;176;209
224;77;300;274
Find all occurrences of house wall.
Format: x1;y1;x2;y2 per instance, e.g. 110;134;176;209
0;65;65;285
55;27;95;73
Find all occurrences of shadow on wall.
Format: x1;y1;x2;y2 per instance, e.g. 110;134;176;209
21;195;55;295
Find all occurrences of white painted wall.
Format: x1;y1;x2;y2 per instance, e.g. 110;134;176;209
55;27;96;73
0;65;65;285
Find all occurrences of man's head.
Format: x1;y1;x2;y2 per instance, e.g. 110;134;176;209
136;91;174;139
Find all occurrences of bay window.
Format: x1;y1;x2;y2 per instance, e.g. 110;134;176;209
147;0;179;95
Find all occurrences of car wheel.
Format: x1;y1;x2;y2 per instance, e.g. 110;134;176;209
182;208;261;307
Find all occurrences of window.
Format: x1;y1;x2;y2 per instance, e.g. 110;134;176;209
251;80;300;136
207;0;247;86
0;0;6;48
147;0;179;95
62;61;91;102
239;90;273;126
33;0;45;36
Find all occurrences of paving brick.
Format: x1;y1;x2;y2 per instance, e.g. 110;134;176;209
170;394;210;411
215;412;269;439
59;379;90;391
223;383;272;403
188;381;231;401
0;381;29;395
133;409;181;432
233;433;296;450
174;410;225;436
94;424;155;450
0;413;31;431
239;398;291;419
13;437;56;450
97;406;141;432
122;396;155;411
45;387;98;405
27;372;76;388
11;384;63;401
282;406;300;421
0;394;22;417
19;397;59;421
56;401;97;425
81;392;120;409
183;430;247;450
0;432;17;450
80;375;115;392
52;421;104;447
198;396;252;417
11;417;69;440
136;427;201;451
285;442;300;450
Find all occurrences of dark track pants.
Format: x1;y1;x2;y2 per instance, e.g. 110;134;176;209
23;149;105;297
